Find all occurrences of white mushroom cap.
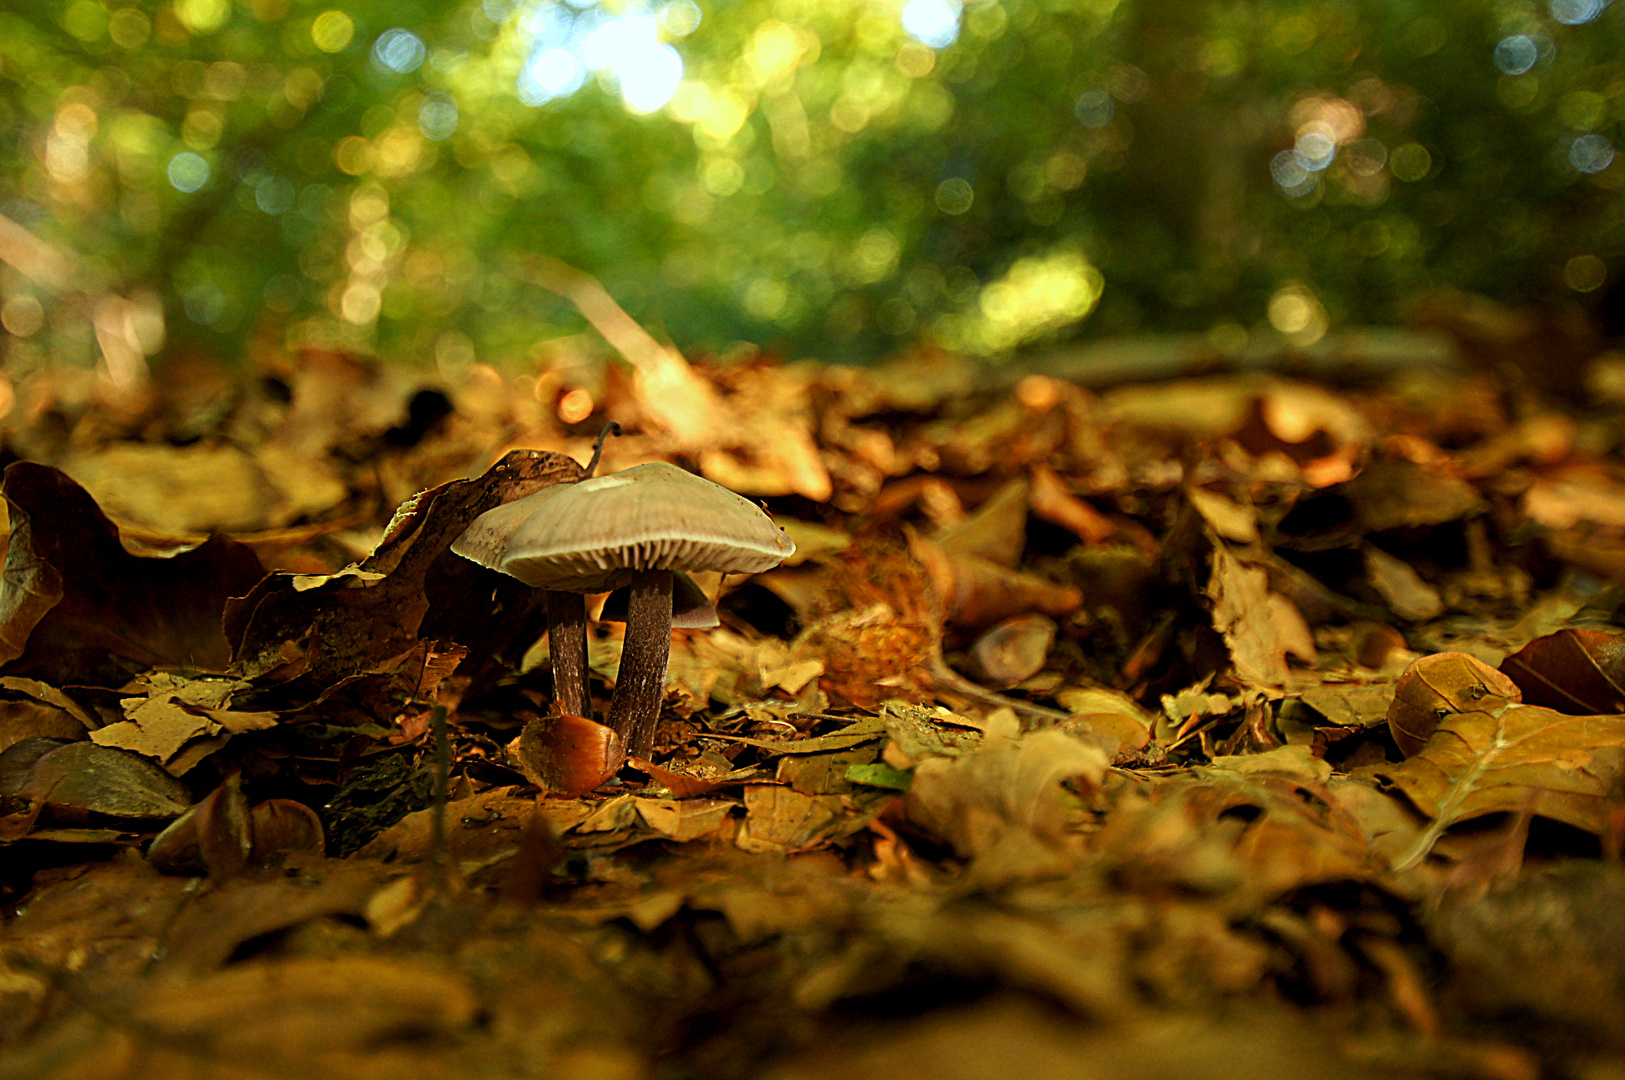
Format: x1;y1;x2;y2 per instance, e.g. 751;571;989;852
452;461;795;592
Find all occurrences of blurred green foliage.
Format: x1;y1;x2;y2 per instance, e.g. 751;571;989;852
0;0;1620;376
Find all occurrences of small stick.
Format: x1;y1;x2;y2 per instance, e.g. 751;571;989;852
429;704;450;885
584;421;622;479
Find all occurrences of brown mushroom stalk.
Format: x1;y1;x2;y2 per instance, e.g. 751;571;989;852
605;569;674;756
545;590;591;720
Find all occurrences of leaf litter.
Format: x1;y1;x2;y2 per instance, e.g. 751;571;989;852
5;299;1625;1078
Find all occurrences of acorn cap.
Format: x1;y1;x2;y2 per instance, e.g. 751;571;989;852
452;461;795;592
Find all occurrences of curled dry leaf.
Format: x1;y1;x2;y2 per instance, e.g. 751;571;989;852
226;448;582;687
1499;627;1625;716
906;728;1108;886
0;462;266;686
1387;651;1521;757
1377;672;1625;869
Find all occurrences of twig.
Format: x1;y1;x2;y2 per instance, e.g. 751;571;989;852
429;703;450;886
584;421;622;478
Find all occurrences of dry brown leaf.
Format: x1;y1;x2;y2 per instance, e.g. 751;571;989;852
635;795;736;841
227;448;581;689
63;442;285;534
1207;543;1315;688
131;955;478;1059
1188;487;1260;544
1028;464;1115;543
1499;627;1625;715
1387;651;1521;756
1343;455;1483;531
736;784;850;852
1363;545;1444;622
906;728;1107;885
934;477;1030;568
0;462;266;686
1377;696;1625;868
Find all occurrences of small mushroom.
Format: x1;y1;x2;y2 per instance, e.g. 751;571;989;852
452;462;794;755
455;483;593;720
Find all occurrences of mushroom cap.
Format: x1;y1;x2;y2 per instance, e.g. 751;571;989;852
452;461;795;591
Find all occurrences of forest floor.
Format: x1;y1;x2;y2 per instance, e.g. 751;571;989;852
4;295;1625;1080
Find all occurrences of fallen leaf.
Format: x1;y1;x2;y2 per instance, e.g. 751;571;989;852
1364;545;1445;622
1377;698;1625;867
227;448;581;690
1387;651;1521;756
0;462;267;685
1499;627;1625;715
1207;543;1315;688
2;740;190;840
736;784;852;852
906;728;1107;885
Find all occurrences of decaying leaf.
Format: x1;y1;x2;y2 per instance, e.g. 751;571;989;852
1387;651;1521;756
906;728;1108;884
1499;627;1625;716
1378;701;1625;866
0;462;266;685
226;448;583;689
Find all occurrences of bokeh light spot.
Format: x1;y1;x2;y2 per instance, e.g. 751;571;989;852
1569;133;1616;174
1550;0;1605;24
1564;254;1607;292
419;96;459;140
255;175;296;214
902;0;961;50
1267;283;1328;345
1493;35;1539;76
935;177;974;214
312;10;355;53
519;48;587;105
167;151;211;193
621;43;684;113
183;282;225;325
175;0;229;34
1270;150;1315;196
659;0;701;37
1073;89;1113;128
373;28;426;74
108;7;151;47
1389;142;1432;182
1;295;45;338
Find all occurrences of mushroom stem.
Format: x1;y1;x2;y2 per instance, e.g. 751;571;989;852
605;569;672;757
546;590;591;720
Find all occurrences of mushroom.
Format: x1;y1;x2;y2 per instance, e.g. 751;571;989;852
452;462;794;756
453;483;594;721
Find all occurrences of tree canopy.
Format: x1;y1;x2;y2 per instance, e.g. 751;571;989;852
0;0;1621;374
